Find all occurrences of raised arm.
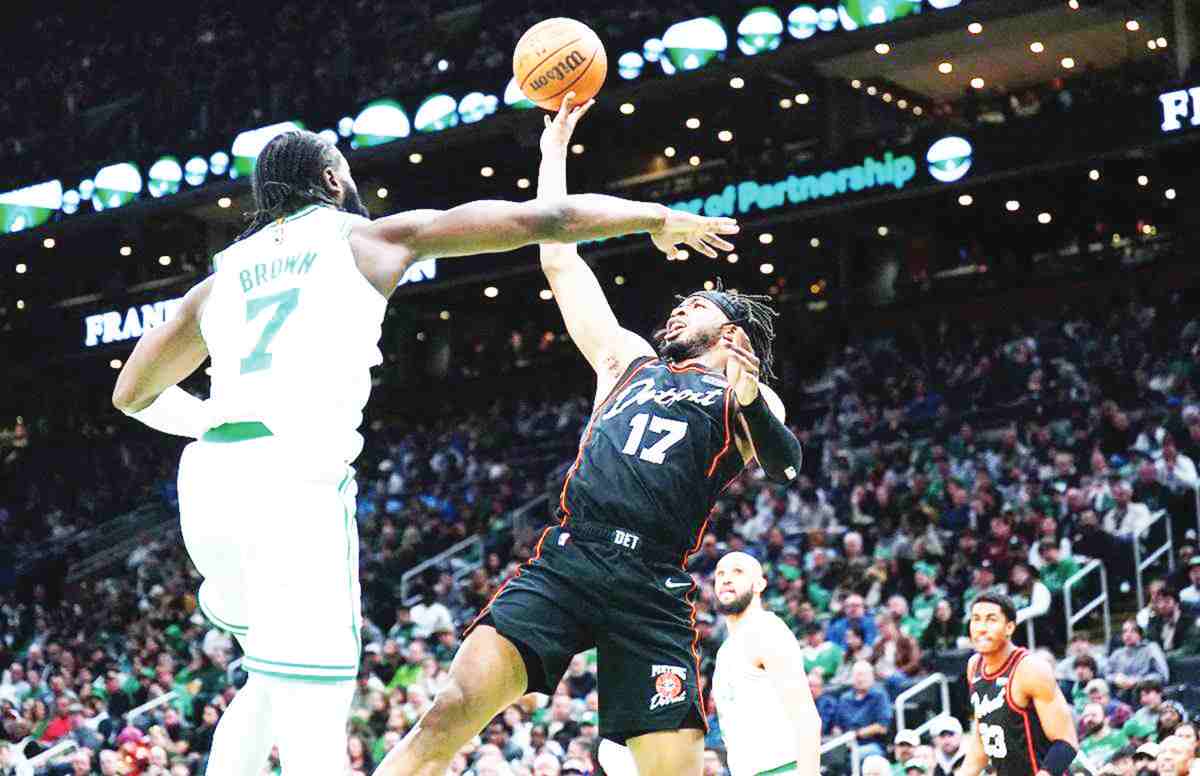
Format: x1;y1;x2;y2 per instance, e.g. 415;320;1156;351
536;94;655;384
757;618;821;775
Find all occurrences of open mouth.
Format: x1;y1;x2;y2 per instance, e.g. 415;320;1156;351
665;321;686;339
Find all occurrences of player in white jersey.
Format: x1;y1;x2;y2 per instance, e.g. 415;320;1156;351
712;552;821;776
112;112;738;776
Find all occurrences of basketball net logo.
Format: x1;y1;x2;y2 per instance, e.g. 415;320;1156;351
650;665;687;710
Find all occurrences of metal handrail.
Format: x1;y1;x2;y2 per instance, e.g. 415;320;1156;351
1133;509;1174;609
820;730;861;776
125;690;179;724
400;535;483;606
1064;559;1111;647
894;672;951;738
1025;619;1037;650
27;739;78;767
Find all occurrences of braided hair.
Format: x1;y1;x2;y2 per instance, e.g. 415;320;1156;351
237;130;342;241
670;279;780;383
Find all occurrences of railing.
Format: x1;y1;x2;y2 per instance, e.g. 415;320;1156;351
1064;559;1111;647
28;739;78;768
125;690;179;724
1134;509;1174;609
400;535;483;607
1025;619;1037;650
819;731;861;776
67;521;180;583
894;672;951;738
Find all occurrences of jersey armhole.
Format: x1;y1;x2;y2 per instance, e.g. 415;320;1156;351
1004;649;1029;714
966;654;978;688
595;356;657;411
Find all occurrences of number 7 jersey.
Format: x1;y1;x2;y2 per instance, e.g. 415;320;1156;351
201;205;385;468
558;356;748;559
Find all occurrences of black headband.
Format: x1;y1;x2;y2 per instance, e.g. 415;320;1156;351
688;290;751;339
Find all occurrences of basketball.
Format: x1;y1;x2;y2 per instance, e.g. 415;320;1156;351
513;18;607;111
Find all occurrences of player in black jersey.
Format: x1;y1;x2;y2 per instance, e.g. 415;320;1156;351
374;95;799;776
959;593;1080;776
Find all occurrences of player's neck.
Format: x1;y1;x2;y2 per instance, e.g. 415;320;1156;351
672;349;724;375
725;599;764;633
979;641;1018;674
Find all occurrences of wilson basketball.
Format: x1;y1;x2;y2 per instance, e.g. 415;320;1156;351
513;18;607;111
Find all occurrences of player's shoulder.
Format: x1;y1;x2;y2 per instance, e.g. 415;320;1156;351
1012;647;1055;684
750;610;800;645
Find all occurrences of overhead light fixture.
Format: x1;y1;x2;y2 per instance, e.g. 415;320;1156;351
110;359;123;370
615;275;627;284
759;262;774;274
718;130;733;142
851;79;862;89
779;98;793;108
686;117;701;129
877;226;889;237
43;238;55;249
913;106;923;116
938;62;953;74
377;187;388;198
689;155;701;167
1038;212;1052;224
967;22;983;34
759;233;774;244
958;194;974;206
867;86;877;95
1148;40;1158;50
480;166;494;177
898;99;908;109
1125;20;1140;31
810;237;820;248
1006;200;1020;212
15;263;26;274
409;152;423;164
664;146;676;158
119;245;132;257
1061;57;1076;69
729;76;745;89
571;144;584;154
882;93;893;102
1166;188;1177;200
1089;169;1101;181
1158;37;1168;47
158;255;171;266
620;102;635;115
796;93;810;105
971;77;985;89
703;280;715;291
1030;41;1045;53
439;310;450;320
875;43;891;55
539;289;553;300
517;178;530;189
810;283;821;295
15;300;24;310
726;253;739;264
1138;175;1149;186
217;197;232;208
1068;0;1079;9
484;286;499;298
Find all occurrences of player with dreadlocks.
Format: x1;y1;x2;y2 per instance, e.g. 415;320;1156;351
377;95;800;776
111;123;738;776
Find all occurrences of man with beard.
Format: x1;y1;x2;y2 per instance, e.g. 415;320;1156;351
1080;702;1131;766
115;104;738;776
379;98;786;776
711;552;820;775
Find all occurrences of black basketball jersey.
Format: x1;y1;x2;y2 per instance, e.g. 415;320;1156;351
558;356;747;560
968;647;1053;776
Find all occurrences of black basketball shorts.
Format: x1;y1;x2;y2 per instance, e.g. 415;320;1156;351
464;525;706;743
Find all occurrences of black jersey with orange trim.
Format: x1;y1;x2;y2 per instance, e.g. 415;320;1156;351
559;356;746;558
968;647;1053;776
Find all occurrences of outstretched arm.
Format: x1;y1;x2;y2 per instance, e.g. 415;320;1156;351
112;276;214;436
536;94;654;385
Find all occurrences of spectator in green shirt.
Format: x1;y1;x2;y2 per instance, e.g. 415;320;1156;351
1122;679;1165;742
1037;541;1083;596
1080;702;1131;766
801;622;844;682
909;563;944;639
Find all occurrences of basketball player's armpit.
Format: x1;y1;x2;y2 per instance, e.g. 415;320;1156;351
739;394;801;483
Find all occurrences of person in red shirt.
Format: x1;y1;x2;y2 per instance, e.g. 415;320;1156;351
39;696;73;744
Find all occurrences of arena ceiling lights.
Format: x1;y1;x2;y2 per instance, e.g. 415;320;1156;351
352;100;412;148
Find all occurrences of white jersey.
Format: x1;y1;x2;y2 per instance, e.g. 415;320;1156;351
201;204;385;469
713;610;799;776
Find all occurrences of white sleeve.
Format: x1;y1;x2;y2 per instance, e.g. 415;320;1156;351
1016;583;1052;623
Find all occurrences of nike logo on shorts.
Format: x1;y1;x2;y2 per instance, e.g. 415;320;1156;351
665;578;692;589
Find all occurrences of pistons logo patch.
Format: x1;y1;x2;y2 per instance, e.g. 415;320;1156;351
649;665;687;710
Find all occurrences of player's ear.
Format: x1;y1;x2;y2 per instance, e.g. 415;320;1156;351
1005;619;1016;639
322;165;343;198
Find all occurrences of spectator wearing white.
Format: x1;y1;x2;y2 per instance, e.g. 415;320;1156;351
410;587;454;640
861;754;892;776
893;730;919;775
1006;562;1051;626
531;752;560;776
1103;481;1155;539
1181;558;1200;611
1157;437;1199;494
929;716;964;776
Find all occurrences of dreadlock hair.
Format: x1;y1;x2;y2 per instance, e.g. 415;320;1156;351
674;278;780;383
237;130;342;241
